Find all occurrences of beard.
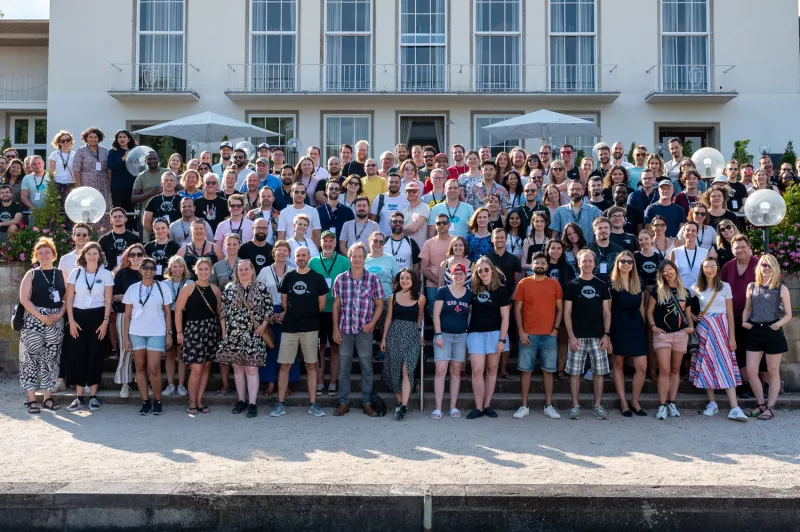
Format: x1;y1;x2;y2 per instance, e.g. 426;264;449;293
570;193;582;203
391;226;402;235
533;267;546;275
254;233;267;242
356;211;368;219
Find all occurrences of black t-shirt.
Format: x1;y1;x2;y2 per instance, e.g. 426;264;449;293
606;204;644;235
588;198;613;212
342;161;366;178
726;182;748;213
634;250;663;288
112;267;141;312
565;166;580;181
587;241;624;283
564;276;610;338
194;195;230;232
515;204;549;228
546;262;574;288
279;269;330;333
145;194;181;223
99;230;141;269
650;286;689;332
707;210;739;230
0;201;22;232
609;232;639;252
589;168;609;180
239;241;274;275
144;240;180;281
468;287;510;333
489;251;521;298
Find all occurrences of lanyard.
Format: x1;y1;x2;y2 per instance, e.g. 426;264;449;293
325;203;337;223
181;221;190;241
82;268;98;293
39;268;56;291
389;237;405;257
191;241;207;257
510;193;520;208
33;174;45;190
230;218;243;236
354;221;369;242
58;150;71;171
171;280;186;301
87;146;100;161
684;246;698;271
138;282;154;306
510;235;522;253
270;264;284;289
570;204;583;224
280;187;292;205
444;202;460;221
321;253;339;278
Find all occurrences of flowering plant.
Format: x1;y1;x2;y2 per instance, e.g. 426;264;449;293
747;184;800;277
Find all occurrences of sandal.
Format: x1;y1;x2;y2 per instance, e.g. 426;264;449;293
24;401;40;414
757;406;775;421
430;409;442;420
187;405;199;415
41;398;62;411
198;405;210;414
263;384;274;397
749;403;767;418
449;408;461;418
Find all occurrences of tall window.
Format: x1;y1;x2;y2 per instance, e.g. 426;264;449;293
474;115;521;157
250;0;297;91
550;0;596;92
324;115;371;159
552;114;598;162
137;0;185;91
474;0;521;92
9;117;47;159
661;0;708;92
400;0;446;92
325;0;372;91
249;115;296;152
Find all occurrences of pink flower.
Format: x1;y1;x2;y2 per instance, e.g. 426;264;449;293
19;253;25;261
784;262;789;267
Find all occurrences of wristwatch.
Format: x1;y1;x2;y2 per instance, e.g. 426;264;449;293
603;332;611;337
498;339;506;344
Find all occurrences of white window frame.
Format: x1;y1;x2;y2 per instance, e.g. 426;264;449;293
136;0;186;91
9;116;48;160
249;0;298;92
324;0;373;92
473;114;523;157
398;0;447;92
323;114;372;160
248;114;297;153
660;0;710;93
551;113;598;162
549;0;597;92
472;0;522;92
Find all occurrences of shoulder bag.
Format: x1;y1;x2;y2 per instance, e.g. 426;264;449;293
11;271;33;331
669;290;700;356
240;286;275;349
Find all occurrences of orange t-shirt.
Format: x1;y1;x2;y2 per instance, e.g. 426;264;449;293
513;276;563;335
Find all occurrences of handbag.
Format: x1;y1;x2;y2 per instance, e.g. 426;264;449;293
240;287;275;349
670;291;699;355
11;271;34;331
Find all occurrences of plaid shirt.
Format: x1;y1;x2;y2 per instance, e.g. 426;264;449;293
333;269;385;335
470;181;511;211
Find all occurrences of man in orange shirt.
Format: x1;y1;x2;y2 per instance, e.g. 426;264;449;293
512;252;563;420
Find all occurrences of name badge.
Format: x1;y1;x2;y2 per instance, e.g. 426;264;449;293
34;193;41;201
731;200;738;210
116;256;122;266
599;264;608;274
132;308;143;320
326;278;332;288
329;227;336;235
95;162;102;171
83;296;94;307
156;265;163;276
52;292;61;303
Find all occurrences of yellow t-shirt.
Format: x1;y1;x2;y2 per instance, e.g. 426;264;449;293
360;176;388;204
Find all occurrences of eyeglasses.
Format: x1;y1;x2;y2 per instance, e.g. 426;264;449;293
424;155;434;160
618;259;634;265
348;182;359;186
406;190;419;194
693;212;706;217
525;190;537;194
366;164;377;167
230;204;243;208
391;220;404;225
552;167;564;172
128;252;144;258
74;233;90;238
721;225;735;231
254;227;268;232
560;151;573;155
140;265;156;271
704;264;719;269
435;220;450;226
652;223;666;227
477;267;492;274
372;240;385;245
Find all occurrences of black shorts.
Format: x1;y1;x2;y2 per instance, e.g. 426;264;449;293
733;322;766;372
745;322;788;356
318;312;336;346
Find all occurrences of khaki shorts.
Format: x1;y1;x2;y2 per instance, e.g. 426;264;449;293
653;331;688;352
278;331;319;364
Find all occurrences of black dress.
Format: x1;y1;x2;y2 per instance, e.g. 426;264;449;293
610;288;647;357
181;284;221;364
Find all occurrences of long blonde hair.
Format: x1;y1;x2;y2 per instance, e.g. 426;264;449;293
655;260;688;305
755;254;781;290
610;251;642;295
471;256;501;294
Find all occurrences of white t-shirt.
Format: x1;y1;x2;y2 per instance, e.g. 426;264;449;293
287;237;320;268
277;205;321;240
48;150;76;185
58;251;78;277
692;282;733;315
257;264;295;306
677;224;717;250
122;281;173;336
400;202;431;249
171;218;214;246
67;267;114;310
371;193;409;235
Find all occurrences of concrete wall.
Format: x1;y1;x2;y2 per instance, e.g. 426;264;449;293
0;46;48;140
0;263;26;373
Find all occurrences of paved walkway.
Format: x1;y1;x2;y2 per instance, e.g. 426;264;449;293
1;376;798;488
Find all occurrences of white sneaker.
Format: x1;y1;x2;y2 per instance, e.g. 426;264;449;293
120;384;131;399
728;407;748;422
667;402;680;417
176;385;188;397
162;384;176;396
543;405;561;419
702;402;719;417
53;380;66;393
512;405;530;419
655;405;668;420
583;370;593;380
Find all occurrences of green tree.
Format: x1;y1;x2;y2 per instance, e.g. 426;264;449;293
780;141;797;165
155;135;177;167
627;141;636;162
1;136;11;152
682;139;693;158
731;139;754;165
32;172;65;231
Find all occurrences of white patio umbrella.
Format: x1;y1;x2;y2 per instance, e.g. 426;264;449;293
482;110;601;142
133;111;280;145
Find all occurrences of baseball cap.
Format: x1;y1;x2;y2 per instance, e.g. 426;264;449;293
257;143;270;150
713;175;727;183
434;153;448;161
220;141;233;149
321;230;337;240
256;157;270;165
405;182;420;191
657;179;673;188
450;263;467;275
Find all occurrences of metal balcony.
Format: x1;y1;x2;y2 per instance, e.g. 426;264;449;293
645;64;738;103
108;63;199;101
225;63;619;102
0;76;47;109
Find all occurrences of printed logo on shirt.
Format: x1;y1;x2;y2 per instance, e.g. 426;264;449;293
548;270;560;280
159;202;174;213
367;266;383;274
642;261;658;274
255;254;267;266
0;212;10;222
151;249;166;262
476;291;491;304
114;237;127;251
580;285;598;299
451;216;461;223
205;205;217;221
292;281;308;295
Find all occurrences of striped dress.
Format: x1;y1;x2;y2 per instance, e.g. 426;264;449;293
689;283;742;389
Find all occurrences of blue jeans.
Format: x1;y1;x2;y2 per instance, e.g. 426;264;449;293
425;287;438;318
338;331;374;405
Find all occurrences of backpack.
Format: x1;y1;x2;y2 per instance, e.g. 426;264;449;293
373;193;386;225
372;393;387;417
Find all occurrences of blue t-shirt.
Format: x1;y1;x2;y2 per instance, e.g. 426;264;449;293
627;167;643;190
364;254;397;301
435;285;472;334
644;203;686;238
428;201;474;237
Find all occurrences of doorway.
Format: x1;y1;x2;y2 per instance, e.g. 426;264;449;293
658;127;716;156
398;115;446;152
129;123;188;164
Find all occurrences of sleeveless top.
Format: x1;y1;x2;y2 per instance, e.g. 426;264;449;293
184;240;216;279
392;297;418;323
29;268;66;309
749;284;784;323
672;245;708;290
184;284;218;322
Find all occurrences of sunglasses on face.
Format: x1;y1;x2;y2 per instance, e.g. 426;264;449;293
435;221;450;226
652;223;666;228
618;259;634;265
704;264;718;269
230;204;243;208
205;181;219;186
552;168;564;172
693;212;706;216
140;265;156;271
373;240;385;245
391;220;404;225
366;164;377;167
477;267;492;274
721;225;735;231
128;252;144;258
59;138;72;144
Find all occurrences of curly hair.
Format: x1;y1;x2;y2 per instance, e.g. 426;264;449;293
80;127;105;143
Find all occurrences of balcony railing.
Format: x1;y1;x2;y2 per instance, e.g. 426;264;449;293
0;76;47;101
109;63;198;93
647;64;736;94
226;63;618;95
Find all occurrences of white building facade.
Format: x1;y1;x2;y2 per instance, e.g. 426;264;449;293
2;0;800;161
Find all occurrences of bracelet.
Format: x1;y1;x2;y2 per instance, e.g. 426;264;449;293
176;331;183;334
434;333;442;337
498;339;506;344
103;317;110;321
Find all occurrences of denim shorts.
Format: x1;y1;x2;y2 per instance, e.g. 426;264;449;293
518;334;558;372
467;330;508;356
433;332;467;362
129;334;166;353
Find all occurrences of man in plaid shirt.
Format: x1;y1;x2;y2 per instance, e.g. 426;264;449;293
332;242;385;416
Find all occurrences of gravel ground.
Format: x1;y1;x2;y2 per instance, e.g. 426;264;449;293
1;376;798;488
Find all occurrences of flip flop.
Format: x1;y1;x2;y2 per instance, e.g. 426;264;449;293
41;398;62;411
430;409;442;420
449;408;461;418
198;405;210;414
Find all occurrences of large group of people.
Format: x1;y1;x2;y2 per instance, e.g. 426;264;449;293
8;132;795;422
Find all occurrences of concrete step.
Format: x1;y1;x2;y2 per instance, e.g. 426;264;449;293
37;389;800;414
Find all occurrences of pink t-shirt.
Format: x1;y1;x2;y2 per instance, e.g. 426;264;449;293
419;235;454;288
